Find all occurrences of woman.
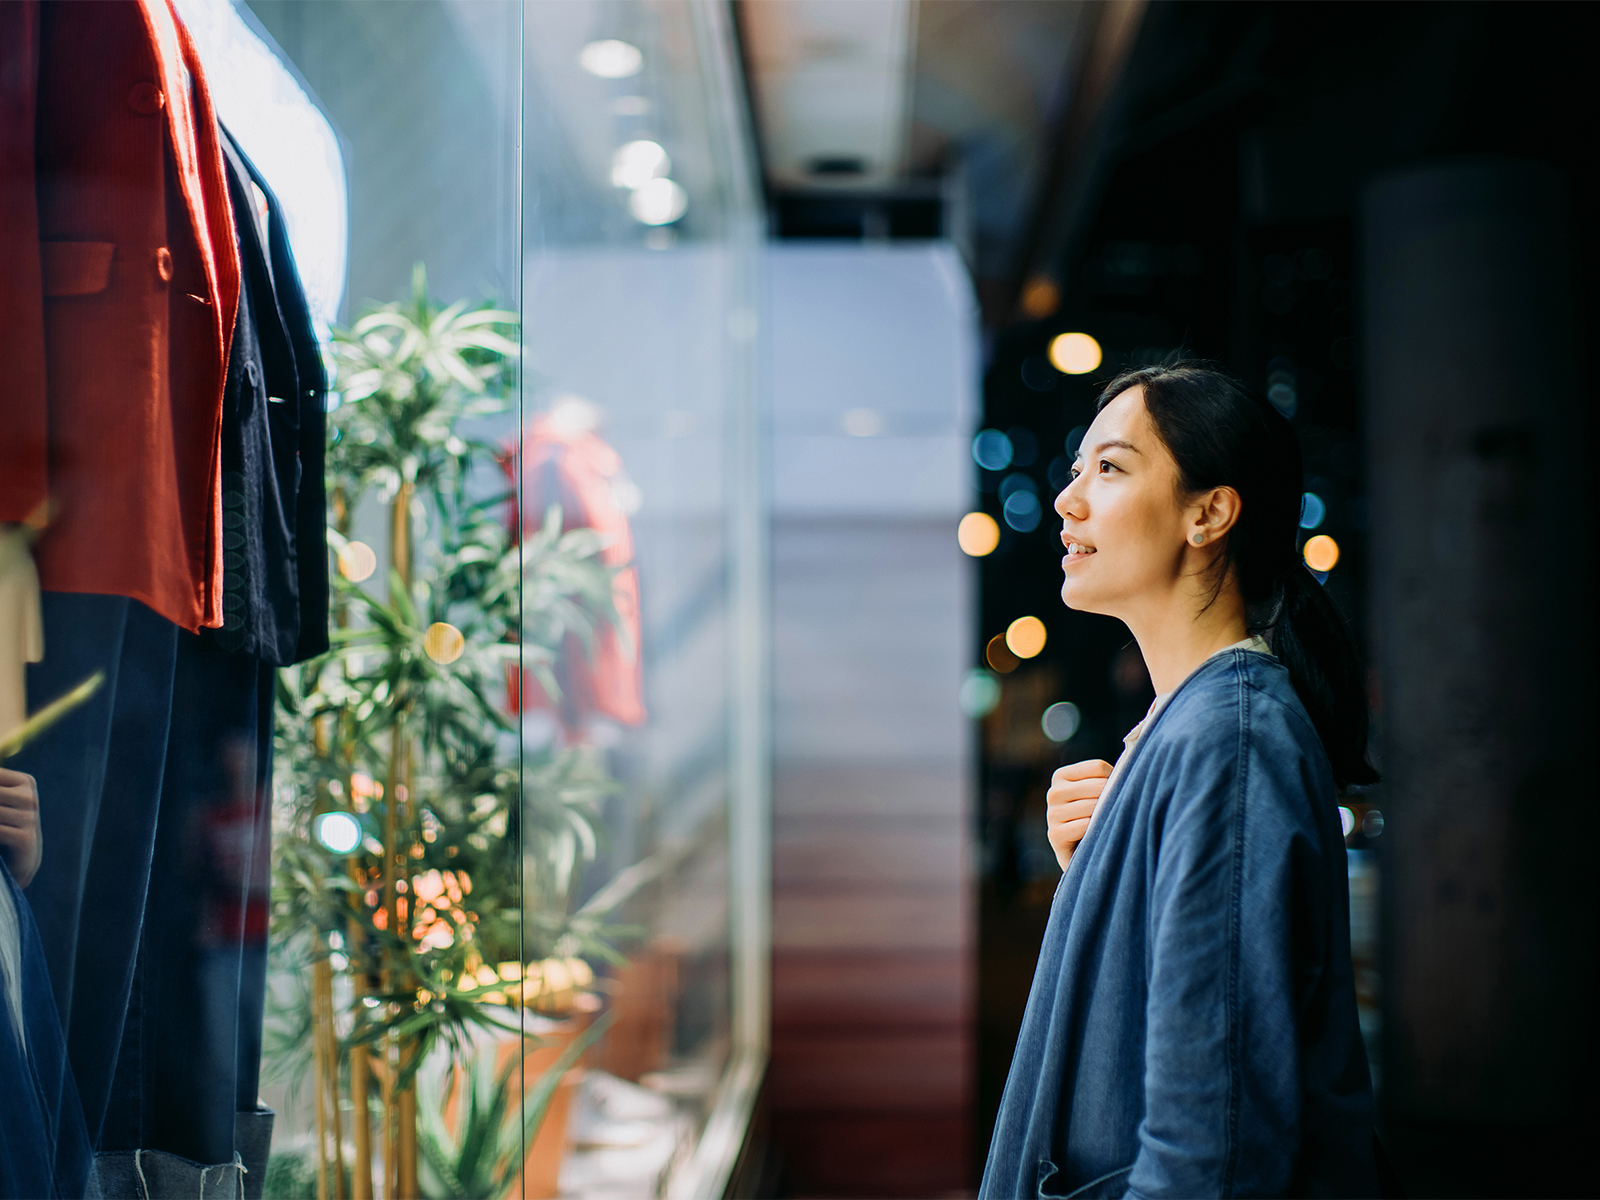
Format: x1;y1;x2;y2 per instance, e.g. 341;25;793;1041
980;364;1378;1199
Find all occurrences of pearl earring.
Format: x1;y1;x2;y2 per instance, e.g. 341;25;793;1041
1192;533;1204;545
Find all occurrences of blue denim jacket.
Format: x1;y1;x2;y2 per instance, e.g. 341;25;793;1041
980;649;1377;1199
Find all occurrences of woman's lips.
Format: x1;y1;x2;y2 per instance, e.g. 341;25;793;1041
1061;546;1096;568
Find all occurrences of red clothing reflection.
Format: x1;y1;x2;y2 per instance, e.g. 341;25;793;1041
505;405;645;729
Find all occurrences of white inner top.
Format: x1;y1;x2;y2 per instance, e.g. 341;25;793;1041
1079;635;1274;848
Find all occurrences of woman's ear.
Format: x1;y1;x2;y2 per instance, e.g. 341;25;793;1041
1187;486;1243;546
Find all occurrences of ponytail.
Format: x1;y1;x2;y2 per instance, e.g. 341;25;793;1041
1096;362;1378;788
1268;566;1378;787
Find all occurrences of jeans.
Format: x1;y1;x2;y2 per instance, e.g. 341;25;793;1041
16;593;177;1148
16;593;274;1170
102;631;275;1165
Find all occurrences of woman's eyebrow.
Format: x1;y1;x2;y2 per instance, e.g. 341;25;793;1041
1075;438;1143;463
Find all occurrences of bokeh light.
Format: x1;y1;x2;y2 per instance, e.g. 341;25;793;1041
1041;701;1081;742
1303;534;1340;572
338;540;377;582
959;669;1002;719
1006;616;1047;658
998;473;1036;502
1007;427;1039;467
424;622;465;664
579;39;643;78
1339;806;1355;837
1048;332;1102;375
1020;276;1060;319
611;140;669;189
1362;809;1385;837
958;512;1001;557
313;810;362;855
629;178;687;225
972;429;1013;471
1299;491;1326;530
1266;358;1298;417
1003;491;1042;532
986;634;1020;674
842;408;883;437
1046;455;1072;492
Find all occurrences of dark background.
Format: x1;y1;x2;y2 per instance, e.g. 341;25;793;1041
967;4;1599;1197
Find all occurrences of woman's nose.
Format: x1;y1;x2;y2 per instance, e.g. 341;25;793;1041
1055;479;1081;519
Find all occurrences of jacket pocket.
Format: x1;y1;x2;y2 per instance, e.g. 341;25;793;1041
1038;1158;1135;1200
41;241;115;297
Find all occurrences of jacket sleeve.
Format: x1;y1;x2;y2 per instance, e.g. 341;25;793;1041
0;0;49;524
1125;689;1321;1198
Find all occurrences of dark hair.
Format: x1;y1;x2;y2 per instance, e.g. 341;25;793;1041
1095;361;1377;788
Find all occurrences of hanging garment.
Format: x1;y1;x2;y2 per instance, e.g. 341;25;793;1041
0;0;241;634
506;414;646;728
14;594;180;1148
100;631;275;1170
93;120;317;1170
211;126;330;666
0;860;94;1200
13;100;324;1182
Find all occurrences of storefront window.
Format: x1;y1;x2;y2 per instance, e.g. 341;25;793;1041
519;4;767;1195
0;0;762;1196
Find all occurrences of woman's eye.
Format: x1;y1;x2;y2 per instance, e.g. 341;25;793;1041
1068;466;1081;482
1099;459;1116;474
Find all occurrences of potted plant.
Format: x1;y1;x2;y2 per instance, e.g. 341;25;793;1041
268;266;624;1198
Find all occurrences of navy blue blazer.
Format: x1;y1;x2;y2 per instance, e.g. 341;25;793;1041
980;649;1377;1199
213;126;329;666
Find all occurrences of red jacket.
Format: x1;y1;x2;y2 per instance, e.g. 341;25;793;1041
0;0;239;633
508;416;645;729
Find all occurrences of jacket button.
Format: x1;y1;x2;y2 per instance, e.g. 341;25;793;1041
128;82;165;115
155;247;173;282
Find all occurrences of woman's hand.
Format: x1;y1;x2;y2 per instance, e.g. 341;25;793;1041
0;767;42;888
1047;759;1114;870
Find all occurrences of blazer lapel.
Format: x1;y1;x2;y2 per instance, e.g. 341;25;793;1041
136;0;240;362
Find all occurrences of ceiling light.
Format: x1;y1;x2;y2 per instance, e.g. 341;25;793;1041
580;40;642;79
611;140;669;189
630;178;687;225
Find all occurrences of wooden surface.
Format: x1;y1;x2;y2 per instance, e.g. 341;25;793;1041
769;521;973;1199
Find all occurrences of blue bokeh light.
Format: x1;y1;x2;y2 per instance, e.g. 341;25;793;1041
973;429;1014;471
313;811;362;855
1299;491;1326;530
1007;427;1039;467
959;669;1002;719
1041;701;1082;743
998;472;1038;503
1046;455;1072;492
1003;491;1042;532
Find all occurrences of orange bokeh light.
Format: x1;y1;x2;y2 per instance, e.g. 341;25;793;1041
1006;616;1047;659
958;512;1001;556
986;634;1020;674
1048;332;1102;375
1303;534;1340;572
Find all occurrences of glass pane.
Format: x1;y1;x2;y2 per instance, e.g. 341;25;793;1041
2;1;763;1195
230;2;529;1198
518;2;764;1195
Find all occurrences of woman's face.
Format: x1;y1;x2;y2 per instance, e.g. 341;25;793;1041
1054;386;1191;618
